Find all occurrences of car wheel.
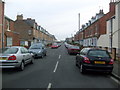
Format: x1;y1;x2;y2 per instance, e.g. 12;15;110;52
19;61;24;71
41;54;44;58
44;53;47;56
80;64;85;74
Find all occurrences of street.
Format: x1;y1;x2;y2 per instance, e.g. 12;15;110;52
2;44;119;89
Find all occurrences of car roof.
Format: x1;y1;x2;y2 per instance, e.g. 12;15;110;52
6;46;25;48
83;47;106;51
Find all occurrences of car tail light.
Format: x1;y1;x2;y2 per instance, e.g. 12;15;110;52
84;57;90;63
109;59;114;64
8;55;16;60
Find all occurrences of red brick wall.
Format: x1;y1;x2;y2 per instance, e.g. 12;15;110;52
0;1;4;48
75;1;116;41
4;19;20;47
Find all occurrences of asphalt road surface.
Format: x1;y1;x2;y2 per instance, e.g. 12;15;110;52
2;44;120;89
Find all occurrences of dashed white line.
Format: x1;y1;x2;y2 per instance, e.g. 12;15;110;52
47;83;52;90
53;61;59;73
58;55;61;59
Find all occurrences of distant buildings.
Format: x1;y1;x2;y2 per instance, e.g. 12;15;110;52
0;0;56;48
97;0;120;54
15;14;56;47
74;0;120;55
74;1;116;46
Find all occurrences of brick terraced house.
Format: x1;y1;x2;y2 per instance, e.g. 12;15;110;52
15;14;56;47
74;1;116;47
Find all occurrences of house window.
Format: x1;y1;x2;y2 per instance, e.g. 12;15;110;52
28;30;32;35
95;25;98;35
7;21;10;30
7;37;12;46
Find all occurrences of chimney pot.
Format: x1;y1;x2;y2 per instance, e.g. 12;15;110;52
17;14;23;20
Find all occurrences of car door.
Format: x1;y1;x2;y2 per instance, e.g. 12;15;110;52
42;46;46;55
21;48;30;64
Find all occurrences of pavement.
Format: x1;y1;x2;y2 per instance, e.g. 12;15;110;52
111;60;120;81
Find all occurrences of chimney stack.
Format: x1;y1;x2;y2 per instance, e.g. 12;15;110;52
109;0;116;13
17;14;23;20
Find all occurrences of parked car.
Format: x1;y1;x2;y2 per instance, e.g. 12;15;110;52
29;43;47;58
67;45;80;55
0;46;34;71
51;43;59;49
76;48;114;74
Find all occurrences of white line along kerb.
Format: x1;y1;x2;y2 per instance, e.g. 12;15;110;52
58;55;61;59
47;83;52;90
53;61;59;73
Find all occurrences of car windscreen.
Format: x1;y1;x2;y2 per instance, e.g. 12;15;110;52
53;43;58;46
3;48;18;54
29;45;42;49
88;50;110;57
70;46;79;49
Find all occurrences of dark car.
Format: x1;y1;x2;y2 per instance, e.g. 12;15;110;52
76;48;114;74
67;45;80;55
29;43;47;58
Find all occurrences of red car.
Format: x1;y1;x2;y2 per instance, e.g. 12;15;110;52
51;43;59;49
67;45;80;55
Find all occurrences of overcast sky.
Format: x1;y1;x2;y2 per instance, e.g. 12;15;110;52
4;0;110;40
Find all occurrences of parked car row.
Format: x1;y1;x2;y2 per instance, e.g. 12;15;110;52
0;43;47;71
65;42;114;74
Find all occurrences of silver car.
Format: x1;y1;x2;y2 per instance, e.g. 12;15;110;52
0;46;34;71
29;43;47;58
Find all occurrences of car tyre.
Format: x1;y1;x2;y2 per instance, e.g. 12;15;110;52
19;61;24;71
44;53;47;56
41;54;44;58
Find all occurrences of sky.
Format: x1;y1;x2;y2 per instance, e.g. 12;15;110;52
4;0;110;40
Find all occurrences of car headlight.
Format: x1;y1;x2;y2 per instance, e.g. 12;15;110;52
38;50;42;53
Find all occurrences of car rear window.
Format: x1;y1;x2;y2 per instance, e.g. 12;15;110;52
88;50;110;57
3;48;18;54
70;46;79;49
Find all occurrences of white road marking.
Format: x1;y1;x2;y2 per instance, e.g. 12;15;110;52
53;61;59;72
58;55;61;59
110;76;120;85
47;83;52;90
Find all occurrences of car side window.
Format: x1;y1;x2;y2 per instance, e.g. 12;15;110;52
80;49;85;55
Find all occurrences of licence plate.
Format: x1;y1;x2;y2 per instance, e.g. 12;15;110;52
94;61;105;64
0;57;7;60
